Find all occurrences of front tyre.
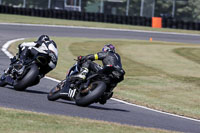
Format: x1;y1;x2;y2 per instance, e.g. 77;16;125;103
0;80;7;87
47;86;62;101
0;74;7;87
47;80;68;101
14;64;39;91
75;81;106;107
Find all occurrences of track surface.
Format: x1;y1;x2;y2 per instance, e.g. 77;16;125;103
0;23;200;133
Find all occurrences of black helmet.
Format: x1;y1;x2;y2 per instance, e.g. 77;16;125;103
37;35;50;42
102;44;115;52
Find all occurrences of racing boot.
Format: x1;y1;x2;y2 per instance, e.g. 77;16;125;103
70;67;89;81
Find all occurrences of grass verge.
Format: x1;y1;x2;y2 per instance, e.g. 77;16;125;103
1;13;200;34
1;107;178;133
9;37;200;120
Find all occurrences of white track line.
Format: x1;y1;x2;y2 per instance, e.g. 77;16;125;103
2;37;200;123
1;22;200;37
1;38;25;58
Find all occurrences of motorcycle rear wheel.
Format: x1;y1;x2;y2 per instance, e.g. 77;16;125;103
14;64;39;91
75;81;106;107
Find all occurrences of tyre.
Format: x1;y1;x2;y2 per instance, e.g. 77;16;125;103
75;81;106;107
0;80;7;87
14;64;39;91
0;74;7;87
47;86;62;101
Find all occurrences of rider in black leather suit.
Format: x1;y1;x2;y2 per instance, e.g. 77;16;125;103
71;44;125;84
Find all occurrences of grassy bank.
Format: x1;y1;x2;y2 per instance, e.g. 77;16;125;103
9;37;200;120
1;107;178;133
1;13;200;34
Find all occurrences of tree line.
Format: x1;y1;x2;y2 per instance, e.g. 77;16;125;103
1;0;200;22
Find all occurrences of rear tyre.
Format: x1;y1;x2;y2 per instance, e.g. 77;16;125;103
75;81;106;107
14;64;39;91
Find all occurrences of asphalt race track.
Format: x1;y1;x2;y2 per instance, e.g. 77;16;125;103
0;23;200;133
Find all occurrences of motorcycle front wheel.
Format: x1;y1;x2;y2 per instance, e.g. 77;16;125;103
0;79;7;87
47;86;62;101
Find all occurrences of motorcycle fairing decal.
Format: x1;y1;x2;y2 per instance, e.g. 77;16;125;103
48;43;58;57
68;88;76;98
60;92;68;95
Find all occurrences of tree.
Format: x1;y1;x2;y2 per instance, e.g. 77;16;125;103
2;0;23;6
129;0;141;16
154;0;173;18
26;0;48;9
176;0;200;22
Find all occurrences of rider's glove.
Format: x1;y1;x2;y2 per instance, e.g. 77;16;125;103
18;44;23;54
18;44;26;51
18;44;22;49
78;56;87;60
77;56;87;63
78;56;83;60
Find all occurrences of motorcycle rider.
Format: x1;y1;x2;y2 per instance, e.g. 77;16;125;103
1;35;58;86
70;44;125;103
72;44;125;81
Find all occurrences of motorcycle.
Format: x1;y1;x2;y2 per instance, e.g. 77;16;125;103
0;48;50;91
47;58;117;107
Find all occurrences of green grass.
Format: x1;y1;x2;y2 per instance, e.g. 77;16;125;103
174;48;200;64
1;13;196;133
1;13;200;34
1;107;178;133
9;37;200;120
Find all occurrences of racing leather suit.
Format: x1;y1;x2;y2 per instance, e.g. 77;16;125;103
82;51;125;83
19;40;58;76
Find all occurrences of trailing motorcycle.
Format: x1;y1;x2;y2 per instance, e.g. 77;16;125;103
47;58;119;107
0;49;50;91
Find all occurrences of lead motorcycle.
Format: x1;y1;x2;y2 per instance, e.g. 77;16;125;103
47;58;118;107
0;48;50;91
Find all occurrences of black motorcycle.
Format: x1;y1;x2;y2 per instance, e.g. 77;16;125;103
0;50;50;91
47;59;117;107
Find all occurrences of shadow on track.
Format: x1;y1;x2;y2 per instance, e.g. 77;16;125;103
2;86;48;95
25;90;48;95
88;105;129;112
56;100;129;112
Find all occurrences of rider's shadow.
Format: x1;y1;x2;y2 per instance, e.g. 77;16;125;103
4;86;48;95
56;100;129;113
88;104;129;112
4;86;129;113
25;89;48;95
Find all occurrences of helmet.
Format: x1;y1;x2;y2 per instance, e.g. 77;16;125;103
37;35;50;42
102;44;115;52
